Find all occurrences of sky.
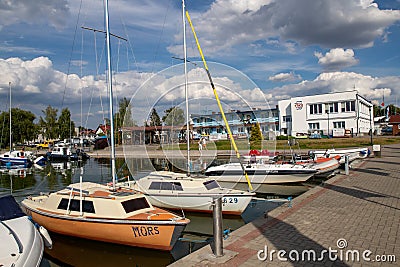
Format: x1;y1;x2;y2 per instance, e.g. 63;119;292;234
0;0;400;129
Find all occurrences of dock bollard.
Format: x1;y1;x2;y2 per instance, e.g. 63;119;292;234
345;155;349;175
212;197;223;257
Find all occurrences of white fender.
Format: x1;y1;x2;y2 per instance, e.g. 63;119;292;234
39;226;53;249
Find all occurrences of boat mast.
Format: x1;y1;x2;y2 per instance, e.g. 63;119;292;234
185;11;253;191
104;0;117;190
9;82;12;151
182;0;190;175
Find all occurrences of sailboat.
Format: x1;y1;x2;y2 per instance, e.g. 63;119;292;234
119;0;254;215
21;0;189;251
0;82;35;168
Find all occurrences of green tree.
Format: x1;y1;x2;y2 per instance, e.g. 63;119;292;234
0;108;37;149
162;106;185;126
249;123;263;144
149;108;162;126
58;108;75;140
39;105;58;140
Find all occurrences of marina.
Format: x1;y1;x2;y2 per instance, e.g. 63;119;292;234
0;156;288;266
0;1;399;267
171;144;399;266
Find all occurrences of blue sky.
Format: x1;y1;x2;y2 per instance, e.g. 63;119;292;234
0;0;400;129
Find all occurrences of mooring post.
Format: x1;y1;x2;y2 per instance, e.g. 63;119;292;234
345;155;349;175
212;197;223;257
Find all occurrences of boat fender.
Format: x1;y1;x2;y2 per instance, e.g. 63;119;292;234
223;228;231;240
39;226;53;249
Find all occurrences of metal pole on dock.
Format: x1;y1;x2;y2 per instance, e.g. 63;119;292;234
212;197;223;257
345;155;349;175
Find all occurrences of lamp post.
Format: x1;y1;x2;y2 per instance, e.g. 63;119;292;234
369;106;373;145
326;109;330;138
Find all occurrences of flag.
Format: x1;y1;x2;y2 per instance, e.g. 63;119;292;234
381;102;384;107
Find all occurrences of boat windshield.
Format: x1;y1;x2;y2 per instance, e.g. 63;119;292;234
121;197;150;213
149;182;183;191
203;180;220;190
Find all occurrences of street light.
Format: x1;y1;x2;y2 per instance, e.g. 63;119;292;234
369;106;373;145
326;108;330;138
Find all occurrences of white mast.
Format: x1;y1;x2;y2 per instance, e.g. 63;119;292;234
104;0;117;189
182;0;190;175
9;82;12;151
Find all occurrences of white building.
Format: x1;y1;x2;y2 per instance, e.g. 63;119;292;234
278;91;373;137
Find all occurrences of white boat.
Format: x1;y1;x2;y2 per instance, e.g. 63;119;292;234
21;0;189;251
0;150;35;167
117;171;255;215
303;156;340;178
0;195;45;267
0;82;35;168
205;162;317;185
309;147;370;164
46;142;89;161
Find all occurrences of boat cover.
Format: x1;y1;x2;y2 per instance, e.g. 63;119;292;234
0;195;25;221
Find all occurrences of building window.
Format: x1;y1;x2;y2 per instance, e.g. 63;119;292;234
327;102;338;113
283;115;292;122
341;101;355;112
333;121;345;128
308;123;320;130
309;104;323;114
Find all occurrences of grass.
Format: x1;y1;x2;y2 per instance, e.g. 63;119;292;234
161;136;400;151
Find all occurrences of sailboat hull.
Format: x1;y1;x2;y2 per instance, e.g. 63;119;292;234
22;206;185;251
145;194;251;215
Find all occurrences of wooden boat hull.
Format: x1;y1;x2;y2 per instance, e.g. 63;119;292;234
22;205;186;251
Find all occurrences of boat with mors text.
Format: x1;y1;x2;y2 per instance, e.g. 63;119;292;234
21;182;189;251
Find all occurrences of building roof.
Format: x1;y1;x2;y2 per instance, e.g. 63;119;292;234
388;115;400;124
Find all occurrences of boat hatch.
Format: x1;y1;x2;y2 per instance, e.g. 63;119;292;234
57;198;95;213
66;187;89;195
149;182;183;191
121;198;150;213
111;191;136;197
203;180;220;190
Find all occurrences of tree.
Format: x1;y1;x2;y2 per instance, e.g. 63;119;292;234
162;106;185;126
249;123;263;143
0;108;37;149
149;108;162;126
58;108;75;140
39;105;58;140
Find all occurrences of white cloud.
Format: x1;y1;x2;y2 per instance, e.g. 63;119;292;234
183;0;400;55
267;71;399;105
269;72;302;82
0;57;399;129
315;48;359;71
0;0;70;30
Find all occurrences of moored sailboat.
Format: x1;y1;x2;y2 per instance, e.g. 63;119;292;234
21;0;189;251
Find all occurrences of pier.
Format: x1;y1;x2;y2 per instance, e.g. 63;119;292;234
170;144;399;266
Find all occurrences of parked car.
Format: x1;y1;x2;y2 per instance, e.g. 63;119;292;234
36;140;54;149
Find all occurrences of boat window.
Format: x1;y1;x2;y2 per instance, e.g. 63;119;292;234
203;180;220;190
57;198;95;213
149;182;183;191
121;197;150;213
